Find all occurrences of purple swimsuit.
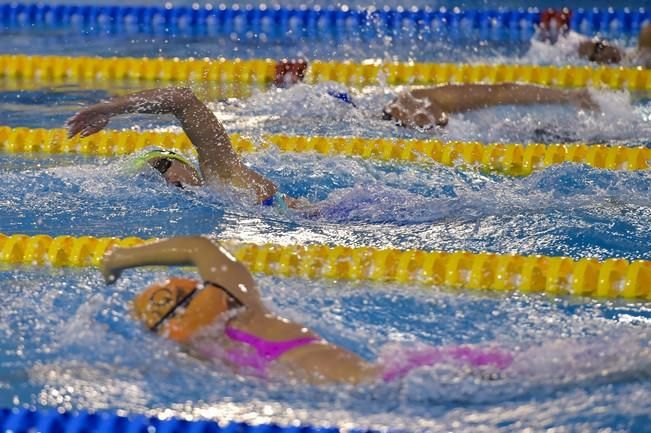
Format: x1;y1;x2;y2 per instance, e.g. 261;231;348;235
222;326;319;377
381;345;514;382
220;327;513;382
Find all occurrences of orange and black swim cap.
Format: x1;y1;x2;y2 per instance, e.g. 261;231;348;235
133;277;230;343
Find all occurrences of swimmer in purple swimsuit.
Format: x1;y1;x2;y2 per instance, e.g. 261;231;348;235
102;236;513;385
67;82;598;210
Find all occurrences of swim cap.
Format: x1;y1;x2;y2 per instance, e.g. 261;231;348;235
538;8;572;43
274;58;308;87
133;277;229;343
131;149;201;181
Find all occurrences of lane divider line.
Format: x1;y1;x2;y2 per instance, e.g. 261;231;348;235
0;126;648;176
1;232;649;300
0;55;648;89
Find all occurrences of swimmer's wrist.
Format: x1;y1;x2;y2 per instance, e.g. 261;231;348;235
97;99;127;116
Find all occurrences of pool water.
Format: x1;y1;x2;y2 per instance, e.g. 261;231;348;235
2;266;651;431
0;1;651;432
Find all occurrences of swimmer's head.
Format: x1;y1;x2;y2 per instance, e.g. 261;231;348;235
578;38;623;64
381;97;448;129
133;277;230;343
132;149;202;188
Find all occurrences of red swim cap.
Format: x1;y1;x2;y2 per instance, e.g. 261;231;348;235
274;58;308;87
539;8;572;43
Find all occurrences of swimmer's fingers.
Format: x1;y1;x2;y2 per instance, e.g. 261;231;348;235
80;118;109;138
65;114;85;138
66;111;110;138
102;269;121;285
66;111;94;138
99;260;121;285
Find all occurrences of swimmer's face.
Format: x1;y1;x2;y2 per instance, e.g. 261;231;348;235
578;40;623;64
148;158;201;188
133;278;230;343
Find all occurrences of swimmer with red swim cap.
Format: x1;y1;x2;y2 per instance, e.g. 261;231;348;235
67;80;598;205
103;236;514;384
535;8;651;67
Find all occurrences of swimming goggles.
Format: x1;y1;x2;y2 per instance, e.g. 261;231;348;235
148;280;243;333
149;286;199;333
150;157;173;175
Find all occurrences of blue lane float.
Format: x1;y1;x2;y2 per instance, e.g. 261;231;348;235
0;3;648;40
0;407;371;433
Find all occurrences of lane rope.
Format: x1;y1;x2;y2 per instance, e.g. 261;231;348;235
1;232;649;300
0;126;649;176
1;3;648;39
0;407;345;433
1;55;649;89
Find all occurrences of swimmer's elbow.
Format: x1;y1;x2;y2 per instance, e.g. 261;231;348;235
166;87;200;111
170;86;195;100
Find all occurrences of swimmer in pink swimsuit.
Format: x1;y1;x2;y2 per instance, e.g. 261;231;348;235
103;236;513;385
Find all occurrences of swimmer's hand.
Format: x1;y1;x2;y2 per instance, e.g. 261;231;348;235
571;89;600;111
66;105;111;138
100;249;122;285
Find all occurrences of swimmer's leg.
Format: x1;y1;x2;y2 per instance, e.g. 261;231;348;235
380;345;514;382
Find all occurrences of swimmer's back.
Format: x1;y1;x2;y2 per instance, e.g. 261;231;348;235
226;312;377;384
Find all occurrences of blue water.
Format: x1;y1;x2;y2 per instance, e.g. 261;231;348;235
1;267;650;431
0;1;651;432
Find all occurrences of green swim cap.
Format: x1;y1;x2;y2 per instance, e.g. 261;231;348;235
130;148;201;180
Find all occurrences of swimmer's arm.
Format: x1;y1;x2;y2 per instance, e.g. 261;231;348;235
102;236;267;312
411;84;598;112
67;87;277;203
483;84;598;110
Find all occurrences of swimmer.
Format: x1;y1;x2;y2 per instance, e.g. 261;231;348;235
67;83;596;201
577;24;651;67
536;8;651;67
102;236;514;385
66;87;307;210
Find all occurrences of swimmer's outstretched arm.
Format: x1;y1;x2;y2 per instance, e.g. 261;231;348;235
413;84;598;113
102;236;267;313
385;84;598;128
67;87;277;203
